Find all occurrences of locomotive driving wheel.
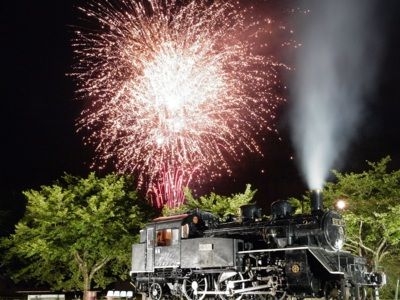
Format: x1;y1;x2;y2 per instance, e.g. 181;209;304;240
149;282;163;300
217;271;245;300
182;274;208;300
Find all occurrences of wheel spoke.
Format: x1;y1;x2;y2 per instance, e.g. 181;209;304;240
218;271;244;300
183;274;208;300
149;283;163;300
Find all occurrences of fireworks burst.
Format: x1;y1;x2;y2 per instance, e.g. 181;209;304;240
72;0;287;206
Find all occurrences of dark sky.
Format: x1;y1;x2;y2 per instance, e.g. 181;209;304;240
1;0;399;218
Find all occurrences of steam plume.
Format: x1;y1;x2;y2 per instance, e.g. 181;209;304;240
289;0;383;189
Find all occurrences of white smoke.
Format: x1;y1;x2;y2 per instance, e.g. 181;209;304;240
289;0;383;189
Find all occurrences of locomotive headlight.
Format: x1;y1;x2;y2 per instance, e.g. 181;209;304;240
335;199;347;210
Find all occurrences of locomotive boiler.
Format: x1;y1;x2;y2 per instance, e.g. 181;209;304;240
129;190;385;300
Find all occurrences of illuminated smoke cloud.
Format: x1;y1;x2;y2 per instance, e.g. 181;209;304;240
289;0;383;189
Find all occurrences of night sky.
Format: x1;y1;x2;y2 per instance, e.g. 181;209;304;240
1;0;399;221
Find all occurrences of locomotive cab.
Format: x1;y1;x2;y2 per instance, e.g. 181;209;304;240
131;212;222;274
132;213;201;272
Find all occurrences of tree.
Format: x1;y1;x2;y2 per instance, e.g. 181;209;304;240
321;157;400;298
162;184;257;219
1;173;153;299
322;157;400;269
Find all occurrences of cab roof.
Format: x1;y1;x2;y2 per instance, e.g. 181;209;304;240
151;213;190;224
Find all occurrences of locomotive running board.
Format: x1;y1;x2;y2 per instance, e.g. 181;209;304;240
238;246;344;275
238;245;310;254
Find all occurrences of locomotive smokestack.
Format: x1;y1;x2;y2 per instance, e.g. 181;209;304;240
311;189;323;213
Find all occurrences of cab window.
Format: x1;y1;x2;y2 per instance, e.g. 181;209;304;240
140;229;146;243
156;228;179;246
147;228;154;247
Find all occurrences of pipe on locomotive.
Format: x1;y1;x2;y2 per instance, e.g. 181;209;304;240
310;189;323;213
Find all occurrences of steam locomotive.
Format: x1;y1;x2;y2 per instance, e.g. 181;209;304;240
129;190;386;300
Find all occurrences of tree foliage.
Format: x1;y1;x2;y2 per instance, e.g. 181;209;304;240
322;157;400;267
162;184;257;219
1;173;153;298
321;157;400;297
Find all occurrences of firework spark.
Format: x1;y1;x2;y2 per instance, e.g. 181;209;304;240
148;163;199;208
72;0;287;205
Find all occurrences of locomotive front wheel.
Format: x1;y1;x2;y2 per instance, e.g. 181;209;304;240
217;271;245;300
323;281;350;300
149;282;163;300
183;274;208;300
323;282;339;300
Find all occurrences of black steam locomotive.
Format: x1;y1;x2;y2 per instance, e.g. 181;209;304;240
130;191;385;300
